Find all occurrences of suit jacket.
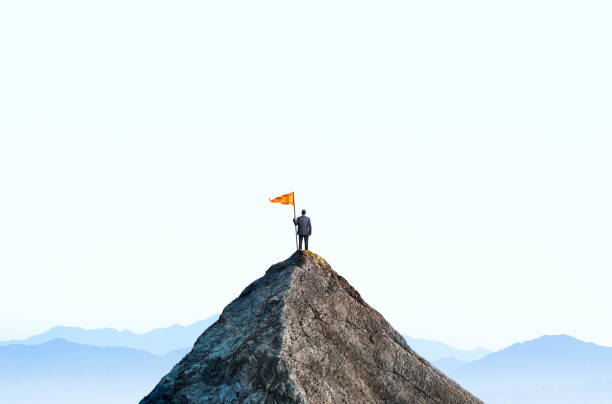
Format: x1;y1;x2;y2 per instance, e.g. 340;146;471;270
293;215;312;236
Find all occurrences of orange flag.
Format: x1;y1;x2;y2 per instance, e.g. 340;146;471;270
270;191;295;206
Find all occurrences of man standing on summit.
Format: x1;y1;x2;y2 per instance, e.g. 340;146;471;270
293;210;312;250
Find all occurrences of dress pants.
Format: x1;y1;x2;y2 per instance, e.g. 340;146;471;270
299;235;309;250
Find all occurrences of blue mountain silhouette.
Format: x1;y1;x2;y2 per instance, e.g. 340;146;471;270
2;316;483;362
0;339;189;404
4;320;611;403
450;334;612;404
0;315;218;355
402;335;490;362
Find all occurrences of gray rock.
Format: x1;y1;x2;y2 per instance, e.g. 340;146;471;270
140;251;483;404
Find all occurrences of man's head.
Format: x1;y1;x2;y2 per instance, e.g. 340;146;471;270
302;209;306;215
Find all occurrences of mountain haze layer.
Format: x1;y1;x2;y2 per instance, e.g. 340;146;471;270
0;316;218;355
450;334;612;404
141;251;481;403
402;335;490;362
0;339;185;404
2;316;485;363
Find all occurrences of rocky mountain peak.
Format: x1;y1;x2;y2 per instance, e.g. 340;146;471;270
141;251;482;403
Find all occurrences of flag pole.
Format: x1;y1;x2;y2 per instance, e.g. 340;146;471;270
293;198;298;250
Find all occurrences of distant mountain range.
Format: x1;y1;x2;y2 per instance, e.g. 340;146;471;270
449;334;612;404
0;315;218;355
402;335;491;362
0;316;485;362
3;319;612;404
0;338;188;404
1;316;484;363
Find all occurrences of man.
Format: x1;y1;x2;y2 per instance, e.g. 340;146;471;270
293;209;312;250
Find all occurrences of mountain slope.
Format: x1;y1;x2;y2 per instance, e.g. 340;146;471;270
141;251;482;403
0;316;218;355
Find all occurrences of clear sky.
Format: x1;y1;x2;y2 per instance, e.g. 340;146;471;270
1;0;610;351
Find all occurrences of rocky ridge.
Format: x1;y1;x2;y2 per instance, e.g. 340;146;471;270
141;251;483;404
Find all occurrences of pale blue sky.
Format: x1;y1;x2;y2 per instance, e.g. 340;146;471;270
1;0;611;350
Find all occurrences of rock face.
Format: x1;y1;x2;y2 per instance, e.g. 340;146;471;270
140;251;483;404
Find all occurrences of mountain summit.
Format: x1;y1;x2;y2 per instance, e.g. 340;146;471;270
141;251;482;403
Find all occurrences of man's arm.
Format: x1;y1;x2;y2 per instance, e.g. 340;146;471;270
308;218;312;235
293;217;298;226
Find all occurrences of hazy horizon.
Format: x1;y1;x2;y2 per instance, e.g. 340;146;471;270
1;0;611;351
7;313;612;354
8;295;612;354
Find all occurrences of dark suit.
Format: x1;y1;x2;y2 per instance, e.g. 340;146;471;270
293;215;312;250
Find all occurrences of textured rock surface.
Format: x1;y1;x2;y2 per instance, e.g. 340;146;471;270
140;251;483;404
